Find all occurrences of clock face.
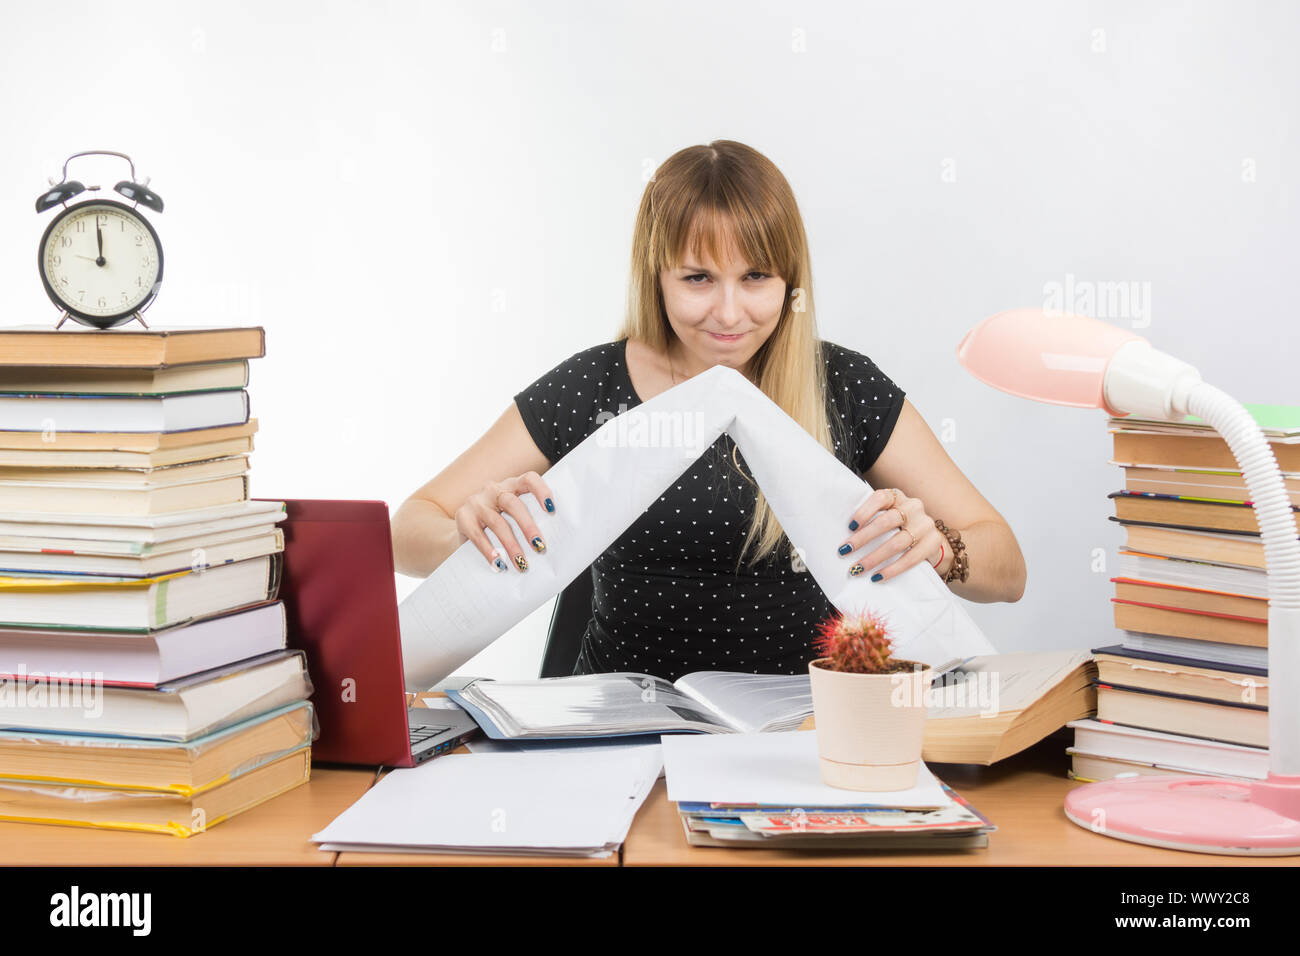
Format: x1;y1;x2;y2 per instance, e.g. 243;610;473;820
38;199;162;326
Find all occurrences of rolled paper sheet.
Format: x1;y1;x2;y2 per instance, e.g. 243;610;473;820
399;364;996;690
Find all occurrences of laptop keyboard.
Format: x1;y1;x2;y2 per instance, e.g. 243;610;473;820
409;725;450;744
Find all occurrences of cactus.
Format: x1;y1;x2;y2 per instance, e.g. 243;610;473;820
813;609;902;674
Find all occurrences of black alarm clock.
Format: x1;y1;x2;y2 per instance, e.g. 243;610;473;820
35;150;165;330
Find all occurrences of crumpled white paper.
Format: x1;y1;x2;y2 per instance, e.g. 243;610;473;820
399;364;996;690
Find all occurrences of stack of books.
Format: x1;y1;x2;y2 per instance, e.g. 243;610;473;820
662;731;995;850
0;325;314;837
1068;404;1298;783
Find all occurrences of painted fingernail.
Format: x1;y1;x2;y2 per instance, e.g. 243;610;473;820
514;553;529;572
848;519;859;531
490;551;508;573
837;543;852;556
544;498;555;513
871;573;883;582
531;536;546;553
849;563;865;576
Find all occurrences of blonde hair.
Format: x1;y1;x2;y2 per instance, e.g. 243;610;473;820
615;140;842;570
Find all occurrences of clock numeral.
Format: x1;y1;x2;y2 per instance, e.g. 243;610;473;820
120;219;128;232
77;290;85;301
50;254;61;266
97;214;109;226
75;221;86;233
59;276;68;286
97;297;107;308
141;256;152;267
121;292;129;303
60;236;71;248
134;234;144;246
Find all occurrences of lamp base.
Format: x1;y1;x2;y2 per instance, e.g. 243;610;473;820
1064;773;1300;856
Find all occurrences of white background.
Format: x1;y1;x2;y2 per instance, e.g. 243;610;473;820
2;1;1295;680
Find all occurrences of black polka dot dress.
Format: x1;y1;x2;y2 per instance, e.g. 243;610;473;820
513;338;905;682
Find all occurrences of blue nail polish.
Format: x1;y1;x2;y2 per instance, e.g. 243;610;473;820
544;498;554;513
848;519;859;531
493;557;508;573
871;573;883;582
849;563;864;577
837;543;852;556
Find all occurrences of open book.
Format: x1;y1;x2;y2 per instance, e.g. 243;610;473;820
447;672;813;739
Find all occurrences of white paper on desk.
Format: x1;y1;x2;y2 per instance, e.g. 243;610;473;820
311;746;663;852
465;736;667;777
316;842;616;858
399;364;996;691
661;730;951;808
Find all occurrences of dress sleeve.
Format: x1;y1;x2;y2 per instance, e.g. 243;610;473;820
512;344;618;465
825;343;907;474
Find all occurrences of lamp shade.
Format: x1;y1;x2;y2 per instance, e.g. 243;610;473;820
955;308;1145;416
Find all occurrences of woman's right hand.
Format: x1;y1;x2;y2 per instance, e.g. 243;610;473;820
455;472;555;572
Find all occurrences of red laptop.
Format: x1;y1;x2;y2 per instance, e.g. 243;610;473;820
255;498;479;767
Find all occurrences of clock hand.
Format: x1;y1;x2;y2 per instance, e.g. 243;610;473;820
95;220;105;267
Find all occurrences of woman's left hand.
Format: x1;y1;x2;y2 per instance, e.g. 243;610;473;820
838;487;947;582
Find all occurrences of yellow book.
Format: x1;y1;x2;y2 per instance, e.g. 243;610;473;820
0;746;310;837
0;554;280;629
0;701;314;794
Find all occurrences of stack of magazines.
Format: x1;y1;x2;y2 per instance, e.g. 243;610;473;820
662;731;995;850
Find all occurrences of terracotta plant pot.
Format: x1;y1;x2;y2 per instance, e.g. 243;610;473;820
808;657;934;791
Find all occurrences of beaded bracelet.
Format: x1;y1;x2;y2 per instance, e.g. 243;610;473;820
933;518;969;584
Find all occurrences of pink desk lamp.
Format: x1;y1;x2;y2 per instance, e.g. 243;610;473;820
957;308;1300;855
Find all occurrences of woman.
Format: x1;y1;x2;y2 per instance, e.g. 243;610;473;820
393;140;1026;681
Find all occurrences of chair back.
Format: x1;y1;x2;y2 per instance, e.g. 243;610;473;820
539;565;595;677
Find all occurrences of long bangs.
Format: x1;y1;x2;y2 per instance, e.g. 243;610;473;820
652;169;796;287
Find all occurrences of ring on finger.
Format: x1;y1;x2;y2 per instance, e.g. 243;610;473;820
900;528;916;551
893;506;908;529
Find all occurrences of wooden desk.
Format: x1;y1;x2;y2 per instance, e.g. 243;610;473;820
622;735;1298;866
3;737;1293;866
0;767;374;867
